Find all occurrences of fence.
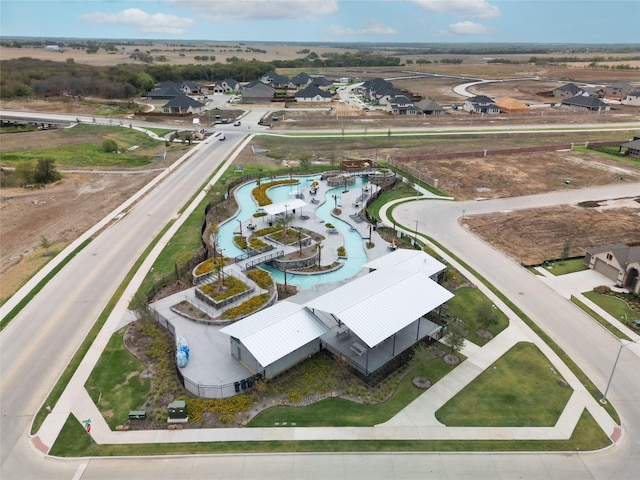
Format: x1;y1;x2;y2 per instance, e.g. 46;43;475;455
146;249;207;302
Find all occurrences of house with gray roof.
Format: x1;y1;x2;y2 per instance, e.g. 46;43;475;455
622;90;640;106
560;95;610;111
291;72;312;89
553;83;584;99
463;95;499;114
311;76;333;90
240;80;276;103
415;99;444;115
387;95;418;115
618;136;640;158
212;78;239;94
585;244;640;293
605;82;632;99
358;78;404;105
162;94;206;114
147;81;186;100
294;85;332;102
259;71;291;89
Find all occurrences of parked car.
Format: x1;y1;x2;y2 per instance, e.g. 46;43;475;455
233;121;241;126
219;134;226;141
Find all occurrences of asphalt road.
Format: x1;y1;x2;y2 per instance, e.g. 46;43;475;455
1;109;640;479
0;129;243;477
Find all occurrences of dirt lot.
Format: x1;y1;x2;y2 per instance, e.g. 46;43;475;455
400;149;640;200
0;126;189;302
464;199;640;265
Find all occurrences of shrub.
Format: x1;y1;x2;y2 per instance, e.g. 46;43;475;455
200;276;250;301
251;179;298;206
337;246;346;257
102;138;118;153
234;235;247;249
246;269;273;289
222;293;270;320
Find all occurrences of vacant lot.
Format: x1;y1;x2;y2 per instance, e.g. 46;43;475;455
465;199;640;265
400;149;640;200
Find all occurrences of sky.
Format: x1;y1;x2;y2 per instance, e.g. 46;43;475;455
1;0;639;44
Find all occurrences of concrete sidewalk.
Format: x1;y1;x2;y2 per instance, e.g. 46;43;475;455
34;181;621;452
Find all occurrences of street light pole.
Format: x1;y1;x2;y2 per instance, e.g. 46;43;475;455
600;338;639;404
414;220;419;244
237;219;242;237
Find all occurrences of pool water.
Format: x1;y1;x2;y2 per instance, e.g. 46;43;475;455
217;175;369;289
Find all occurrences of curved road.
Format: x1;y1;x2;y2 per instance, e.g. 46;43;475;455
1;109;640;479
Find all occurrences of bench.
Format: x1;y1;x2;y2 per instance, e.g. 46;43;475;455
350;342;366;356
336;328;351;339
128;410;147;420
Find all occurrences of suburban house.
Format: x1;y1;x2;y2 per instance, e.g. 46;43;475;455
182;81;202;96
494;97;531;113
294;85;332;102
161;94;206;114
240;80;277;103
259;71;292;89
463;95;500;114
415;99;444;115
359;78;404;105
605;82;632;99
622;91;640;106
585;244;640;294
311;76;333;90
211;78;240;94
291;72;312;89
553;83;584;98
147;81;188;100
560;95;610;111
618;136;640;158
386;95;418;115
220;250;453;386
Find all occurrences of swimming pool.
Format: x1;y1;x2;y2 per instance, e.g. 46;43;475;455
217;175;369;289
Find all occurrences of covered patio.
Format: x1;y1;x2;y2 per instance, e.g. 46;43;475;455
306;267;454;378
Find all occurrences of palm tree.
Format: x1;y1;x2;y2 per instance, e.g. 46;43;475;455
317;242;323;269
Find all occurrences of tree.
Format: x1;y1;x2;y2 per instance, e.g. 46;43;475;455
130;293;154;323
409;343;436;377
299;154;311;173
297;228;303;254
561;240;572;262
102;138;118;153
444;319;466;355
14;161;36;186
34;158;61;184
316;241;323;268
477;301;498;330
40;235;51;253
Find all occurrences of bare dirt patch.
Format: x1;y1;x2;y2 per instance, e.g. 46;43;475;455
0;171;158;300
465;203;640;265
402;150;640;200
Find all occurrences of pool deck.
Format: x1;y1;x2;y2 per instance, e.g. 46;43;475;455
146;175;399;394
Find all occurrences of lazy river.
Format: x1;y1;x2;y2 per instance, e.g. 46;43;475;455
217;175;369;289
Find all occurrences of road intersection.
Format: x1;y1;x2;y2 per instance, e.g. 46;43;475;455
1;112;639;479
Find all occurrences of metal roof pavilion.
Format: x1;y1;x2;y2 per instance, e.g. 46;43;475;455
220;301;328;367
261;199;307;217
362;249;446;278
305;268;453;348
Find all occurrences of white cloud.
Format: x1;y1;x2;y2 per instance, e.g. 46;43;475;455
170;0;339;22
448;20;492;34
434;21;495;36
411;0;500;19
328;19;397;36
80;8;196;35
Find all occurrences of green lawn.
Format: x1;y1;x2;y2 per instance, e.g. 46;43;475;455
444;287;509;346
436;342;573;427
85;328;149;429
1;124;168;168
48;407;609;457
573;145;640;168
249;356;455;427
543;258;589;276
366;181;419;221
571;295;631;341
582;291;639;326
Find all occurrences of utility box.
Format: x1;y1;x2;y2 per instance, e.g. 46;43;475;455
167;400;188;423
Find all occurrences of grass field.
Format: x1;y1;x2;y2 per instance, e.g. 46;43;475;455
436;342;573;427
0;124;167;167
571;295;631;341
543;258;589;276
444;287;509;346
85;328;149;429
582;291;640;326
